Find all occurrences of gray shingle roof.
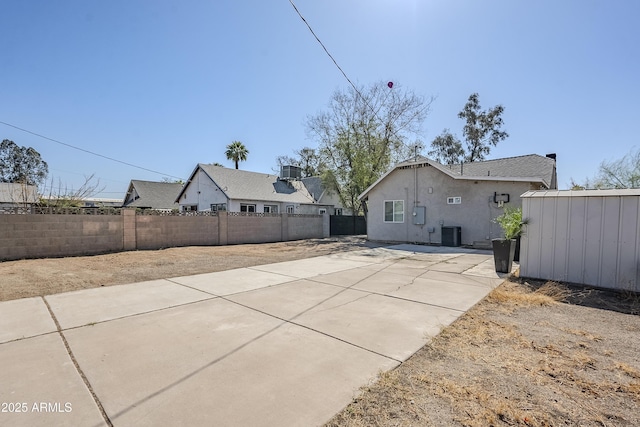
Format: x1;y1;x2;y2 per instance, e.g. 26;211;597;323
360;154;557;200
123;180;183;209
435;154;557;187
196;164;317;204
300;177;324;202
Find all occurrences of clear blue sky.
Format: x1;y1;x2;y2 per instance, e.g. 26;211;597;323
1;0;638;198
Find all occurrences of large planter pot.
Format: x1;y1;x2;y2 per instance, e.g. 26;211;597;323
492;238;516;273
514;235;521;262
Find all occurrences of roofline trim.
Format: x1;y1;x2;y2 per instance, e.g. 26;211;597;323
358;158;549;201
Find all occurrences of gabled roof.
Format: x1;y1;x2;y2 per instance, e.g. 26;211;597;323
0;182;39;204
176;164;318;204
438;154;557;186
359;154;557;200
123;180;183;209
300;177;324;202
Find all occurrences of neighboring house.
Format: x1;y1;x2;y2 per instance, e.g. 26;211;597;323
297;176;352;216
358;154;557;247
175;164;337;214
78;198;123;208
0;182;39;208
122;180;183;210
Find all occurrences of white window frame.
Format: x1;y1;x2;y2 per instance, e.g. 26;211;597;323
447;196;462;205
334;208;342;216
210;203;227;212
264;205;278;214
286;205;295;214
384;200;404;223
319;208;327;214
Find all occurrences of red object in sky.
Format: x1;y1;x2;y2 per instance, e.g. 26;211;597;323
387;81;393;88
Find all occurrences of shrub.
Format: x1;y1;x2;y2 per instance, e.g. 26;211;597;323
494;206;523;240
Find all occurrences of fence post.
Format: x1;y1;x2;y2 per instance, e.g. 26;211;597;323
122;209;136;250
281;213;289;242
218;212;228;245
322;213;330;238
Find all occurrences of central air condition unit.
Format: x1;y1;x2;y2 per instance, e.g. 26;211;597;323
441;226;461;247
280;165;302;181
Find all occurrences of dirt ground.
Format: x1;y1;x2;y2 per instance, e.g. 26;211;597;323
0;236;380;301
1;238;639;426
325;280;640;427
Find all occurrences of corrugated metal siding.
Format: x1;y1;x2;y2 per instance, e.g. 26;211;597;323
521;190;640;292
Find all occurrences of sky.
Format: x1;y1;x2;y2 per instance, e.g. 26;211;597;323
1;0;639;199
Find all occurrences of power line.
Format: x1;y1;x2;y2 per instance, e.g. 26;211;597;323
287;0;420;144
288;0;359;96
0;120;185;181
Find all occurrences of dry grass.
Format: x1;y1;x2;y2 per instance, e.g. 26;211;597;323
325;278;640;427
488;280;570;307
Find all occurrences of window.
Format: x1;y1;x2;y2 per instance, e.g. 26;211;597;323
319;208;327;215
264;205;278;213
240;204;256;213
384;200;404;223
210;203;226;212
447;197;462;205
286;205;294;214
183;205;198;212
334;208;342;216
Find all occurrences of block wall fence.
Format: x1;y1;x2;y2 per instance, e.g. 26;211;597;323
0;210;328;261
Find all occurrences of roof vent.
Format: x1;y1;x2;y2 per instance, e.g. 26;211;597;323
280;165;302;181
546;153;557;161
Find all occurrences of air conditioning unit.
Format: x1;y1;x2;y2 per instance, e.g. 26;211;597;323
441;226;461;247
280;165;302;181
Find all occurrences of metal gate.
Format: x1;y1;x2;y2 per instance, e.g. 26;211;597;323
330;215;366;236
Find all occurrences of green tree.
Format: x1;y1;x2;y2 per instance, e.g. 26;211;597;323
275;147;324;177
0;139;48;186
429;93;508;164
428;130;464;165
225;141;249;169
573;147;640;189
307;81;432;215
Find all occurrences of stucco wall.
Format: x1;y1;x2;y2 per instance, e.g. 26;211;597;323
365;165;537;246
0;211;326;261
180;169;227;210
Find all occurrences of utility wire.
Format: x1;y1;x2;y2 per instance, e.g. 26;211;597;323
0;120;185;181
288;0;359;96
287;0;420;147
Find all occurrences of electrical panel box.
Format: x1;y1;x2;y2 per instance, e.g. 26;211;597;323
413;206;426;225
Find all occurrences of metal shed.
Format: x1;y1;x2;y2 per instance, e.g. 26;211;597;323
520;189;640;292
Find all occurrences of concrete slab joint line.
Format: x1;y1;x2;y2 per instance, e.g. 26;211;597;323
41;296;113;427
0;244;506;426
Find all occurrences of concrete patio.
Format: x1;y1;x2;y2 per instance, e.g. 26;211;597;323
0;244;510;427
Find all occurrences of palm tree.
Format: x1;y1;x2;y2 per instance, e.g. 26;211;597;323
225;141;249;169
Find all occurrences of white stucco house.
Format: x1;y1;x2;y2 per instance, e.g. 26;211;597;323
358;154;558;247
175;164;342;214
0;182;39;208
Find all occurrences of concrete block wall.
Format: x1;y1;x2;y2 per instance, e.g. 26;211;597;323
0;211;324;261
135;215;219;250
227;214;282;244
0;214;123;260
288;215;324;240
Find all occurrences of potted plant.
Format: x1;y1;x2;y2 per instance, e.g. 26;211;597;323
492;206;523;273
